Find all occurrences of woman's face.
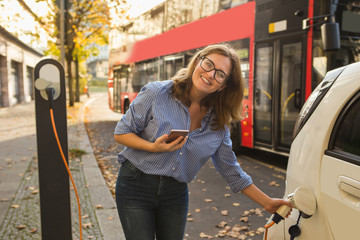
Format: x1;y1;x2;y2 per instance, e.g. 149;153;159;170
191;53;231;98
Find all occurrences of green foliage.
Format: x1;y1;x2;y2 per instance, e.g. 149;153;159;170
89;79;107;87
69;148;87;158
30;0;129;106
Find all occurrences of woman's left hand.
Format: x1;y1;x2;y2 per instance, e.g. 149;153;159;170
263;198;292;214
241;184;293;214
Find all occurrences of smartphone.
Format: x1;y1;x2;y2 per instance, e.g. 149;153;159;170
165;129;189;143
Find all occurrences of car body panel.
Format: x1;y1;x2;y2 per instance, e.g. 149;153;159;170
320;156;360;239
265;61;360;239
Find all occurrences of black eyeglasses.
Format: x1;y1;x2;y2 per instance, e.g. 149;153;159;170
199;56;229;84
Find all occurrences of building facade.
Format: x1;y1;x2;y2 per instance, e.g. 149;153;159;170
0;25;42;107
86;44;109;81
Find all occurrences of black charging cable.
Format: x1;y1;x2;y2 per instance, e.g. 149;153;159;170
46;87;55;109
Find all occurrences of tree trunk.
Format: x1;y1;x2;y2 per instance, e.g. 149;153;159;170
67;59;74;107
75;57;80;102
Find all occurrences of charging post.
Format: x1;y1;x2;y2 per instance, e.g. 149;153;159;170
34;58;72;240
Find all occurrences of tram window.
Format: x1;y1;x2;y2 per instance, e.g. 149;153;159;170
174;58;183;74
133;64;141;92
142;63;148;84
165;61;172;80
159;58;164;81
147;60;158;82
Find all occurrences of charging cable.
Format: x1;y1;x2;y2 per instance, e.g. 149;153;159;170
46;88;83;240
264;204;293;240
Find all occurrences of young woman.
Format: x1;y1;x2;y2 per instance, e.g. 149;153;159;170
114;44;291;240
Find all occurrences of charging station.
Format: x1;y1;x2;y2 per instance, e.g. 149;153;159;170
34;58;72;240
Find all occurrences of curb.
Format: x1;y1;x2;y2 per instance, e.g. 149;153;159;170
78;98;125;240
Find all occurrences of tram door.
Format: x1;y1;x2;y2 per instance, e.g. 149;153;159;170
254;39;303;152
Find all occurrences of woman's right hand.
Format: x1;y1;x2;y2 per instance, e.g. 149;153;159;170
151;134;188;152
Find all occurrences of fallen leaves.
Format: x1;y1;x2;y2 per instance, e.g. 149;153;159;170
194;206;267;239
200;232;214;239
97;158;117;197
82;222;93;229
213;222;266;239
95;204;103;209
272;173;286;180
242;208;264;217
16;225;38;234
268;181;280;187
17;225;26;230
239;217;248;222
220;210;228;216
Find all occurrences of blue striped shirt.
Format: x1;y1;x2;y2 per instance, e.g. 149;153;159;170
114;80;252;192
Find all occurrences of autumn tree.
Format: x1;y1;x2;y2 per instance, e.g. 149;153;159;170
62;0;130;106
17;0;130;106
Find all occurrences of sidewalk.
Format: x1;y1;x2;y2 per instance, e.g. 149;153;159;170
0;97;124;239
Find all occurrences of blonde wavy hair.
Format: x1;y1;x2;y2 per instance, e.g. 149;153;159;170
171;44;244;130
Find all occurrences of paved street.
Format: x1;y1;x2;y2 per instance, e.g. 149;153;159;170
0;90;287;240
84;91;288;240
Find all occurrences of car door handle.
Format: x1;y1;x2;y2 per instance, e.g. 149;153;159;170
337;176;360;199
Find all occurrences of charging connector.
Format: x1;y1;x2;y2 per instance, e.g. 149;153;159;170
272;193;294;223
46;88;55;109
264;187;316;240
272;205;292;223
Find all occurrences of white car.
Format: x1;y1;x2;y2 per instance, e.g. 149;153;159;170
265;61;360;240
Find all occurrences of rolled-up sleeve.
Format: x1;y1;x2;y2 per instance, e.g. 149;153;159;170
211;128;253;193
114;83;157;135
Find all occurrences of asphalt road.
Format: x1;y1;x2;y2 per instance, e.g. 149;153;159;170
84;91;288;240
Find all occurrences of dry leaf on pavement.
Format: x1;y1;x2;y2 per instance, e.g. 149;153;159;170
82;222;93;229
216;221;227;228
221;210;229;216
17;225;26;230
239;217;248;222
199;232;213;238
268;181;280;186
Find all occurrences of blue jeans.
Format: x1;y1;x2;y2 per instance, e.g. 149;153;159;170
115;160;189;240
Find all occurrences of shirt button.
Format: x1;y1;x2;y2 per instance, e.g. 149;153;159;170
179;152;183;155
172;167;175;171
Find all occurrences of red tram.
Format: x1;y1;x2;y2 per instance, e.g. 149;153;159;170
108;0;360;154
